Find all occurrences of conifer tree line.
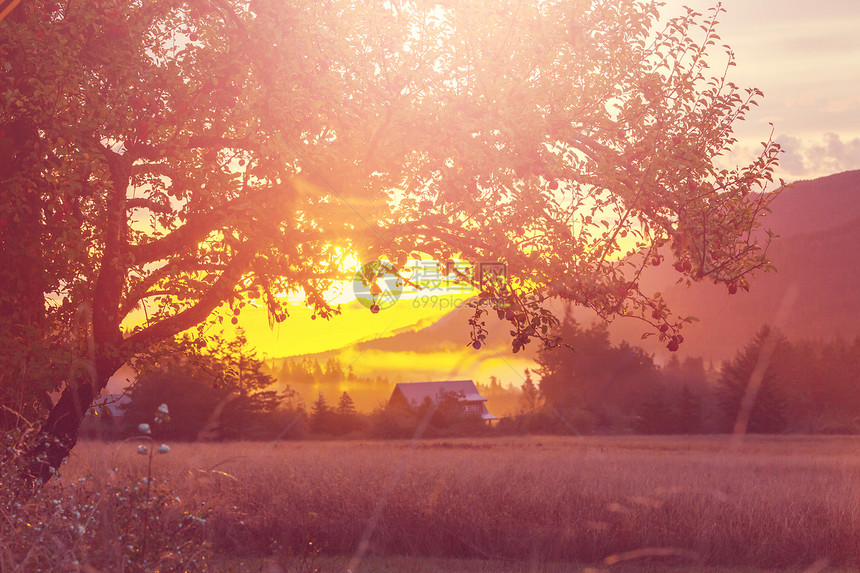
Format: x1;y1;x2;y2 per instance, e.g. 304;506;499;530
523;319;860;435
99;320;860;440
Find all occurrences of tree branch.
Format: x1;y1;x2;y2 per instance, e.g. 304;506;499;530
91;142;133;356
121;246;256;353
120;260;228;318
128;179;294;264
128;210;224;264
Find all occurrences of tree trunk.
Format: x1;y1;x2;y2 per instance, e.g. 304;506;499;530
25;352;124;485
22;108;135;485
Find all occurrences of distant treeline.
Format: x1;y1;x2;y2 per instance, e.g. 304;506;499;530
524;318;860;436
82;322;860;440
268;356;523;417
273;356;392;388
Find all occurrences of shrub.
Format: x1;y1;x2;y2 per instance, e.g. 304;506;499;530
0;408;212;571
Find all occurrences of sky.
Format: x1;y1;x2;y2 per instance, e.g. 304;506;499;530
661;0;860;180
230;0;860;379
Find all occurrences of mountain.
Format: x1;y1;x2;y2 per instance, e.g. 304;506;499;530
762;170;860;238
610;169;860;361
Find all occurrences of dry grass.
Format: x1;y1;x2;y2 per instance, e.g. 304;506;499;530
50;435;860;571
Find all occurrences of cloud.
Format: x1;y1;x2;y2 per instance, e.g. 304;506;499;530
774;135;808;175
773;132;860;179
824;97;860;114
719;133;860;182
806;133;860;175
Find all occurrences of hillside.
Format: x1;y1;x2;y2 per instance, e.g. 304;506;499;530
610;170;860;360
763;170;860;238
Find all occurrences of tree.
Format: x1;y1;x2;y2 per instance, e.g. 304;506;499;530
332;391;359;435
718;326;790;434
537;311;661;424
325;359;345;384
309;393;334;435
636;391;675;434
2;0;781;481
122;334;288;440
423;391;477;430
122;363;227;441
677;384;703;434
336;391;356;416
518;370;543;415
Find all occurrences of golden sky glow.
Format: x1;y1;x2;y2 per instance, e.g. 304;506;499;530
223;294;538;391
226;298;459;359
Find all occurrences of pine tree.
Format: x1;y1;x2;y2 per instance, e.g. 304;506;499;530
310;393;333;434
332;391;358;435
337;392;356;415
636;391;675;434
519;370;543;415
718;326;790;433
325;359;344;383
677;384;702;434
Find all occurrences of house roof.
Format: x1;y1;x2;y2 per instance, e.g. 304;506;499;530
391;380;497;420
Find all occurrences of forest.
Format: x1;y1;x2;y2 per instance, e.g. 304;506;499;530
92;320;860;442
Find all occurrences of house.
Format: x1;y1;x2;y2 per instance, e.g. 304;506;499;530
387;380;498;422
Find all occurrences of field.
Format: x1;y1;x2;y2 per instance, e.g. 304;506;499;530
7;435;860;571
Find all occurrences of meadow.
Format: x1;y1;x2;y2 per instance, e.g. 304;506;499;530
4;435;860;571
